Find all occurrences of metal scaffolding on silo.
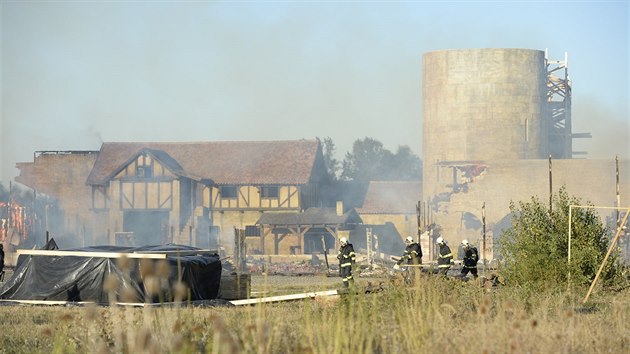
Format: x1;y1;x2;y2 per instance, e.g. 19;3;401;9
545;50;590;158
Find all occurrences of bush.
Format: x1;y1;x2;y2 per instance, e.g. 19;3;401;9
498;187;625;293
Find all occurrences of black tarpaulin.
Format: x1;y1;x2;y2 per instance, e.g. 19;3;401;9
43;238;59;250
0;244;221;303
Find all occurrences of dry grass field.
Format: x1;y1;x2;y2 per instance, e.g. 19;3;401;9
0;272;628;354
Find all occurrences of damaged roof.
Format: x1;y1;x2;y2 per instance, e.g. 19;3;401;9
86;140;322;186
256;207;363;226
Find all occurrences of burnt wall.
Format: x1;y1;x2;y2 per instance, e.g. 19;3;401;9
15;151;107;246
429;158;630;260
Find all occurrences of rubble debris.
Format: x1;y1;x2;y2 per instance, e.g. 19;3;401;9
247;260;324;275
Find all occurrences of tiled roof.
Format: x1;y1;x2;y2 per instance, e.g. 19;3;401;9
256;207;363;226
86;140;321;186
356;181;423;214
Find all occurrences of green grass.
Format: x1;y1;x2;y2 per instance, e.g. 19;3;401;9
0;274;628;353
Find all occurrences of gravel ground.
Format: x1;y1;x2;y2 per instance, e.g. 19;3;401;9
249;269;393;297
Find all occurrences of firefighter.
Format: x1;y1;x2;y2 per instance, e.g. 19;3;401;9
0;244;4;276
337;237;356;288
460;239;479;278
436;237;453;275
394;236;422;270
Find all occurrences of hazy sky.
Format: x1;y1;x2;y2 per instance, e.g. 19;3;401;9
1;1;628;184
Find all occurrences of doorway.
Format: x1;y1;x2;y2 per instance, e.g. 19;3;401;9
123;210;169;246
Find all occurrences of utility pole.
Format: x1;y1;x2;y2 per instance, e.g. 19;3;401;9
321;234;330;273
615;155;626;261
233;227;245;273
482;202;486;277
366;227;372;266
548;155;553;213
616;155;620;228
428;201;432;261
428;198;432;226
7;181;12;234
416;201;426;260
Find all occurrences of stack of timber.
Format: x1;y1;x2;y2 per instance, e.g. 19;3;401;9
219;272;251;300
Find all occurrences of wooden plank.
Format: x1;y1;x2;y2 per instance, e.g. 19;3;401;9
17;249;217;258
229;289;338;306
0;299;79;305
1;291;340;307
134;249;218;255
16;250;167;259
0;299;148;307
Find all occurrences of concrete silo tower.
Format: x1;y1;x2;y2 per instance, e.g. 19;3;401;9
423;48;549;162
422;48;550;197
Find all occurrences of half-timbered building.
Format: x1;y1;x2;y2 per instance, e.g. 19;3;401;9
85;140;331;252
15;140;333;254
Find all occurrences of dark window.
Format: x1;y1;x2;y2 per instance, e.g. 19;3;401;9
245;225;261;236
260;186;279;198
220;186;238;199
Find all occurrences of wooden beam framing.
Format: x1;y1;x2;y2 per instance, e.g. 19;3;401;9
261;227;273;252
239;187;250;208
277;232;289;244
325;226;338;249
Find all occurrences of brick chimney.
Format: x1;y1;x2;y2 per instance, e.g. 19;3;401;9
336;201;344;216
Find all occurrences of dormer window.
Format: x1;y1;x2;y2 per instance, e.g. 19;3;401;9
137;165;152;178
136;154;153;178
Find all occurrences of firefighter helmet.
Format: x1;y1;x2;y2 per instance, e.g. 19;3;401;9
406;236;414;243
461;239;469;247
436;236;444;244
340;237;348;245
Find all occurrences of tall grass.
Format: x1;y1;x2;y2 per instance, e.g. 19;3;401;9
0;273;628;353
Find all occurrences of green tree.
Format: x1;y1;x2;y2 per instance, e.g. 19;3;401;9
498;187;624;293
318;137;340;181
340;137;421;181
341;137;387;181
381;145;422;180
